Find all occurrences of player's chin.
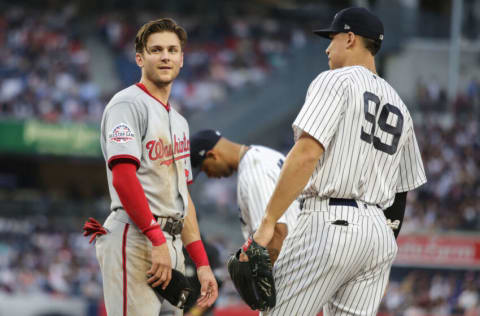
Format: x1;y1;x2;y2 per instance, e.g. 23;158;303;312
154;76;174;85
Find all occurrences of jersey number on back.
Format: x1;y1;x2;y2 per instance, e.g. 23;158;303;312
360;92;404;155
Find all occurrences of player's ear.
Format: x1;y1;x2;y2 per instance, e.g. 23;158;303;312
346;32;356;49
135;52;144;68
206;150;216;160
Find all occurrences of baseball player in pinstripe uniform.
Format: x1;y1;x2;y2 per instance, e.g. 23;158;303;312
93;18;218;316
252;7;427;316
189;130;300;264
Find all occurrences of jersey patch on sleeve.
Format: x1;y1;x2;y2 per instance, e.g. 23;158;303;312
108;123;136;144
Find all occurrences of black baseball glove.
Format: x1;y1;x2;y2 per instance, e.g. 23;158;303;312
227;237;276;311
150;269;194;309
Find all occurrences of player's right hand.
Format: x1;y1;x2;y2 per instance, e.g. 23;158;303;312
147;243;172;290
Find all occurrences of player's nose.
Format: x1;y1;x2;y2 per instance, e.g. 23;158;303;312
325;43;332;56
158;51;170;61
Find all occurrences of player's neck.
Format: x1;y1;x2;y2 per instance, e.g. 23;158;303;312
344;55;377;75
139;79;172;104
224;142;247;170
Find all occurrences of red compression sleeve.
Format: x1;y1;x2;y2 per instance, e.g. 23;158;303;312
185;240;209;268
112;161;166;246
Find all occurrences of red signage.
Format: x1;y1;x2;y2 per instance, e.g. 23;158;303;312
394;234;480;269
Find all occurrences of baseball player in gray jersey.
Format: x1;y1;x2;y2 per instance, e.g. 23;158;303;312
250;7;427;316
189;130;300;264
93;19;218;316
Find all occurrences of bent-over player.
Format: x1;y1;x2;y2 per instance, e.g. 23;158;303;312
190;130;300;264
251;7;426;316
92;19;218;315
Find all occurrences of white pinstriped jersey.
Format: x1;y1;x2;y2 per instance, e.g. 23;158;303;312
293;66;426;209
237;146;300;240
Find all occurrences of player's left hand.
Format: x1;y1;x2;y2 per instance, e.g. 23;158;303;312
253;217;275;248
196;265;218;308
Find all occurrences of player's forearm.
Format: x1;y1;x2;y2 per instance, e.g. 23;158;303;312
264;135;323;223
267;223;288;264
182;192;210;268
181;192;201;245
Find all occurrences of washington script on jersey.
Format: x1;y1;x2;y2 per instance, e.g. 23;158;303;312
146;133;190;165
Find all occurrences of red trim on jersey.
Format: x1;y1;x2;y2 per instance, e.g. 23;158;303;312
136;83;170;112
112;161;166;246
187;179;193;185
122;223;130;316
108;155;140;170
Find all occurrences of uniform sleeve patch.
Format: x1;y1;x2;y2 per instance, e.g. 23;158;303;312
108;123;135;144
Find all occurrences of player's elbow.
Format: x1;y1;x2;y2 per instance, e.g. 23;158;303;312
295;133;324;164
112;162;137;193
273;223;288;242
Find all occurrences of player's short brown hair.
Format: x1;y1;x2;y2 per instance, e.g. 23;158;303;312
135;18;187;54
361;36;381;56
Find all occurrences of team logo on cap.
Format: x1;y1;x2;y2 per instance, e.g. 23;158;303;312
109;123;135;144
344;24;351;30
379;34;384;40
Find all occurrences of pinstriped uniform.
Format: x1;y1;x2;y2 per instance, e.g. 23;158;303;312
262;66;426;316
237;146;300;240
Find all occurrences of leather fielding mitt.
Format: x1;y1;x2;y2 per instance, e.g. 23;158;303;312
150;269;194;309
227;237;276;311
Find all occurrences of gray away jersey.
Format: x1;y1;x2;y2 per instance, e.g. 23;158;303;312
100;83;193;219
293;66;426;209
237;146;300;240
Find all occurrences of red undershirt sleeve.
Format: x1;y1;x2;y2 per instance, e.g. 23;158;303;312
111;160;166;246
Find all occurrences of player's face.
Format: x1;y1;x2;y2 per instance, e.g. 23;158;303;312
136;31;184;86
325;33;349;69
201;156;234;178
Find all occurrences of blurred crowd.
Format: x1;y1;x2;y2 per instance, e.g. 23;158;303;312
0;216;101;299
98;11;306;117
401;115;480;233
381;270;480;316
0;5;104;123
400;78;480;234
0;5;307;122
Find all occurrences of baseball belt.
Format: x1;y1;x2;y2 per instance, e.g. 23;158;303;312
155;216;184;236
299;197;358;210
112;209;184;235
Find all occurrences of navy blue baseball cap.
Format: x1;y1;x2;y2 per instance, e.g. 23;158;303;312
313;7;384;43
190;129;222;169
